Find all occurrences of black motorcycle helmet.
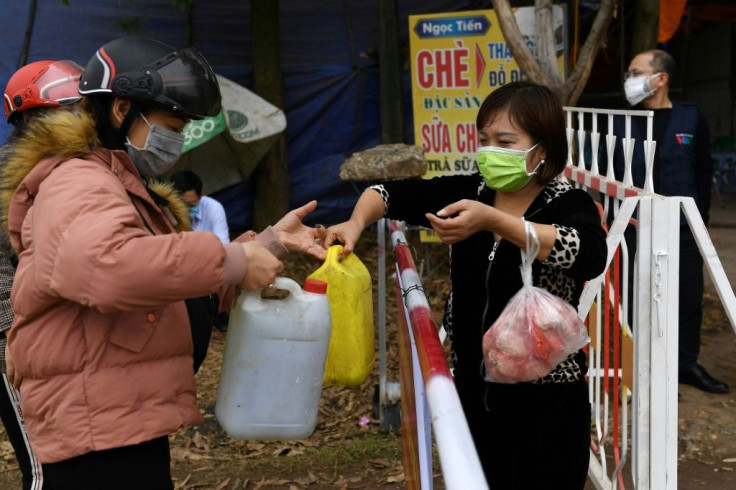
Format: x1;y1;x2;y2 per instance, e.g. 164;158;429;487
79;37;221;149
80;36;220;120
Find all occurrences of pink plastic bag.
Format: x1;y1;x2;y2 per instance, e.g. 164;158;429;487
482;222;589;384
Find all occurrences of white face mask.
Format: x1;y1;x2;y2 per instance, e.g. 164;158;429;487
624;72;661;106
125;114;185;177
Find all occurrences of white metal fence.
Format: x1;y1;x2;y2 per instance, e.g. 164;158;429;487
566;106;736;489
376;106;736;490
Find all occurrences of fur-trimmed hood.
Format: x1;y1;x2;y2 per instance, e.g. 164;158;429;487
0;109;98;233
146;180;192;232
0;107;190;253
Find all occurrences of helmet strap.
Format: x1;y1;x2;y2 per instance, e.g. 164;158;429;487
88;97;144;150
118;103;144;142
88;96;124;150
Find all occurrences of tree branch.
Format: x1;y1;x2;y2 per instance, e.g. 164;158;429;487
562;0;615;104
491;0;615;105
490;0;554;87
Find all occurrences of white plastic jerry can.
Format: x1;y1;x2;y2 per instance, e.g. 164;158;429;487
215;277;331;440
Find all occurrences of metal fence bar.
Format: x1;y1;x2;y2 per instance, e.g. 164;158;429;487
644;197;680;490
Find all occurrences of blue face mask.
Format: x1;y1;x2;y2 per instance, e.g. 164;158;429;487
189;202;202;221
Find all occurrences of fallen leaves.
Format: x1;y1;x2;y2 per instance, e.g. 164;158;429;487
386;472;405;483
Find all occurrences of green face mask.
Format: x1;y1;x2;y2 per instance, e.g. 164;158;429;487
476;143;542;192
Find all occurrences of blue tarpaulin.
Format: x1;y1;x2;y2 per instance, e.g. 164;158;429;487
0;0;477;230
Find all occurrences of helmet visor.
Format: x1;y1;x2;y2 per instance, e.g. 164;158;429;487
35;60;84;105
155;47;221;120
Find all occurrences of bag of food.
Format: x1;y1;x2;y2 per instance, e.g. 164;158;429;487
482;221;589;383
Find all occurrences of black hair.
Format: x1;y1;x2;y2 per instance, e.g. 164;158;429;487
643;49;676;80
476;81;567;186
170;170;203;196
7;107;50;136
82;95;147;151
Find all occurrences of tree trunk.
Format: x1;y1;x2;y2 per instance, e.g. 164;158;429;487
251;1;289;231
377;0;404;143
491;0;616;106
536;0;563;86
631;0;660;58
20;0;38;66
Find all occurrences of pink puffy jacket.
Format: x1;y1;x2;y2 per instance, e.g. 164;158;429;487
1;110;260;463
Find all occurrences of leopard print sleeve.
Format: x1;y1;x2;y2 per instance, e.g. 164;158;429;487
368;184;389;217
542;224;580;269
532;353;583;384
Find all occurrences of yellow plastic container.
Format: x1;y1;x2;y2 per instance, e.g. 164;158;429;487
308;245;375;386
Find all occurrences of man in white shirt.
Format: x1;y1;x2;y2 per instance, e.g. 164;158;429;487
171;170;230;244
171;170;231;332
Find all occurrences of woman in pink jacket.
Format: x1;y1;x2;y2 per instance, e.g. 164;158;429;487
0;37;325;490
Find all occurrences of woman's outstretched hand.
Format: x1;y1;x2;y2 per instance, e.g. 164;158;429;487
273;200;327;260
322;220;364;259
425;199;492;244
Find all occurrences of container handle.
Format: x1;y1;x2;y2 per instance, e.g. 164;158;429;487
324;245;344;266
271;276;302;299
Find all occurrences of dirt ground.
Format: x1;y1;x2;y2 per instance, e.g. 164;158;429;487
1;223;735;489
676;214;736;490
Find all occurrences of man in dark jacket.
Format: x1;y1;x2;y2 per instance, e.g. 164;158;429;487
615;49;726;393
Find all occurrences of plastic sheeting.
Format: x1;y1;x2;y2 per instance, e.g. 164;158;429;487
0;0;475;230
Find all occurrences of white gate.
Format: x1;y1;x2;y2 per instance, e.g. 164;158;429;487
566;107;736;490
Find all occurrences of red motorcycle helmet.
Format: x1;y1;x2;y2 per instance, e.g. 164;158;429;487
3;59;84;124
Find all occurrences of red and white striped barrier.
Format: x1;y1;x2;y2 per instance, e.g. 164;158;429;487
388;220;488;490
564;166;642;201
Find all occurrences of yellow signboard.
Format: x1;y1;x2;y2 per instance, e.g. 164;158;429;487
409;7;567;240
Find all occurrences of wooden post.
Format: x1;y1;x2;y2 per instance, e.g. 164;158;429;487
378;0;404;143
251;1;289;231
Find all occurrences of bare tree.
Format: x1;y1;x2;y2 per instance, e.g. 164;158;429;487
491;0;616;105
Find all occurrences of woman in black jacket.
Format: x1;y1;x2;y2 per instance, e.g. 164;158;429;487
324;81;607;489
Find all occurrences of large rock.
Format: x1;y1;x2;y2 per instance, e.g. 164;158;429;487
339;144;426;181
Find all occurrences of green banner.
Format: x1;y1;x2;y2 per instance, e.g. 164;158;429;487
181;111;227;153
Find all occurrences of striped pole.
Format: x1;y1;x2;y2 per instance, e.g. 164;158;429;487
389;221;488;490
